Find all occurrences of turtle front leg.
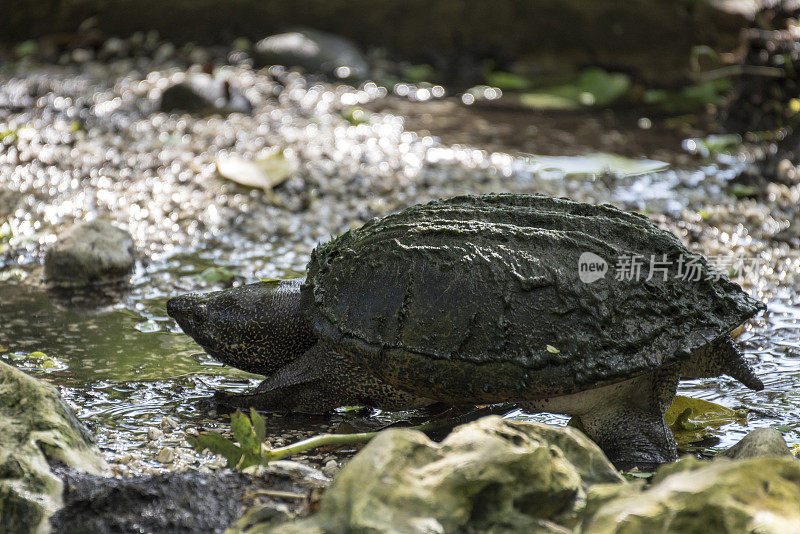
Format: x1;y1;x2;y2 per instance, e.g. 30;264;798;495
576;364;680;471
215;344;434;414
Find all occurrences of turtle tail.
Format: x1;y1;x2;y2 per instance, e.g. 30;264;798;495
681;335;764;391
719;335;764;391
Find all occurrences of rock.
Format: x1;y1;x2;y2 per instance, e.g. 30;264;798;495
51;465;326;533
147;427;164;441
581;456;800;533
253;29;369;79
159;74;252;115
0;361;107;533
44;220;136;287
719;428;792;460
247;416;624;533
321;460;338;477
156;447;175;463
161;416;179;429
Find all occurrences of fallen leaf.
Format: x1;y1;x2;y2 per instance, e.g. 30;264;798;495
665;395;745;444
216;148;291;191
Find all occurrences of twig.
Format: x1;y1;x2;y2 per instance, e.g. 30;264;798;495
262;404;516;461
243;489;306;500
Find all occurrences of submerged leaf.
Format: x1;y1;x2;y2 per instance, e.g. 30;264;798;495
665;395;745;445
216;148;291;191
546;345;561;354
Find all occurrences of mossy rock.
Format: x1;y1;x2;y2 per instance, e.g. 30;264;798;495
231;415;624;533
0;361;107;533
581;456;800;533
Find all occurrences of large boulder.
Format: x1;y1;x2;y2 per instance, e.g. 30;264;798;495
0;361;108;534
581;456;800;533
44;220;136;287
235;416;624;533
253;29;369;79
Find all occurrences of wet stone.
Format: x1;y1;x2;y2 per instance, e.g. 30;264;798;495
719;428;792;460
253;29;369;78
159;74;252;115
44;220;136;287
51;466;323;534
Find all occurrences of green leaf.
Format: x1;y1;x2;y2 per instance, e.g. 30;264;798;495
403;64;436;84
231;410;260;456
187;432;244;468
14;40;38;57
519;68;631;110
484;71;532;91
250;408;266;445
729;184;760;199
28;351;48;358
519;92;578;110
645;79;730;113
546;345;561;354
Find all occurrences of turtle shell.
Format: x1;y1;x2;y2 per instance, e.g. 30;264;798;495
300;194;764;404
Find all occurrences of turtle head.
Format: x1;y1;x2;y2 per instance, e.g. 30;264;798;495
167;279;316;376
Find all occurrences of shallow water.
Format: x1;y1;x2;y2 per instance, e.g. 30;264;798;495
1;56;798;472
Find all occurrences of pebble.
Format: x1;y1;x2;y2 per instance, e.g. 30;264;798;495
185;427;199;437
322;460;339;477
147;427;165;441
161;416;179;430
156;447;176;463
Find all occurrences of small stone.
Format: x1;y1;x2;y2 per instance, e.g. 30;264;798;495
156;447;175;463
185;427;199;437
147;427;164;441
159;74;252;115
44;220;136;287
322;460;339;477
720;428;791;460
161;416;179;429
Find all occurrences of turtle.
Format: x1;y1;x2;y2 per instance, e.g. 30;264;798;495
167;194;765;469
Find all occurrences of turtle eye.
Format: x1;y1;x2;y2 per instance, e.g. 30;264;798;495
193;303;208;324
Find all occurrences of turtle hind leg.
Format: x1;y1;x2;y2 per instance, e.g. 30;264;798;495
214;344;433;414
576;365;680;471
682;334;764;391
